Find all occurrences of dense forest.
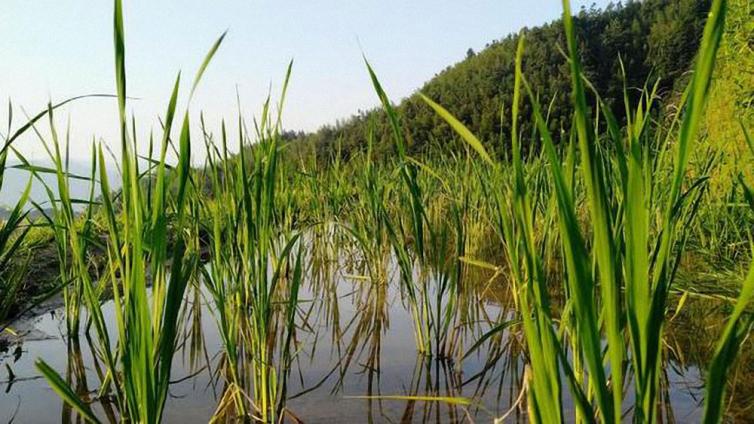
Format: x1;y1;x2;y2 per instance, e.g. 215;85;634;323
284;0;713;164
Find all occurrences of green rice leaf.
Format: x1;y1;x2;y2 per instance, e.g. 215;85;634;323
419;94;494;166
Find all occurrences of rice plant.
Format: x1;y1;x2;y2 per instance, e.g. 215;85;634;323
199;65;307;422
0;144;32;326
702;123;754;424
419;0;742;421
18;112;101;339
34;0;221;421
364;62;470;360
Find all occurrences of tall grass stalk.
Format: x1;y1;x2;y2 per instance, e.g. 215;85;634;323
421;0;730;421
34;0;222;421
201;64;306;422
0;107;33;326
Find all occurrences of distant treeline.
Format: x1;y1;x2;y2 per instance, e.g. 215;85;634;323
283;0;711;165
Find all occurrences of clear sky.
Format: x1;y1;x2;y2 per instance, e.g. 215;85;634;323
0;0;612;161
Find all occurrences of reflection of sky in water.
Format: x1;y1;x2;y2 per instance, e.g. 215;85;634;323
0;245;709;423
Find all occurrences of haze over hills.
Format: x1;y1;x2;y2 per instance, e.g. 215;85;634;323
285;0;712;164
0;159;120;216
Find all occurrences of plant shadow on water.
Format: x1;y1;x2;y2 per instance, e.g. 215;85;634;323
0;226;743;422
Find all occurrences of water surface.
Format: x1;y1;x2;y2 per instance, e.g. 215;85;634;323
0;234;728;422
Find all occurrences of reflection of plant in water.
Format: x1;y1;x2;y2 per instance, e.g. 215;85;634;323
666;293;754;421
352;352;511;423
307;227;526;422
62;337;119;423
335;254;390;395
179;280;210;375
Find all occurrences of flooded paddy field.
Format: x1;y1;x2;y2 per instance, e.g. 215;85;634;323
1;232;740;423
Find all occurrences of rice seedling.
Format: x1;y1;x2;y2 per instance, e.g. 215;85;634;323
200;64;307;422
362;66;431;356
34;0;222;421
418;0;739;421
341;123;392;286
702;123;754;424
18;112;101;339
0;152;32;327
0;98;98;330
365;62;472;360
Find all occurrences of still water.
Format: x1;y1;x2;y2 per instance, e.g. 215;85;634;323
0;233;721;422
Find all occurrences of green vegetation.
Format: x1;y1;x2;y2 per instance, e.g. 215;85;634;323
286;0;713;165
0;0;752;422
414;0;735;421
200;64;305;421
0;150;32;326
35;1;210;421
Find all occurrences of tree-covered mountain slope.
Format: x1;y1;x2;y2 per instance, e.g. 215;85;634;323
285;0;712;164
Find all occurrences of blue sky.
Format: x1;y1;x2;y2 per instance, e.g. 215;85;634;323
1;0;612;161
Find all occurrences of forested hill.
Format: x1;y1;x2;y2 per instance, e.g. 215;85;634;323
284;0;711;164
